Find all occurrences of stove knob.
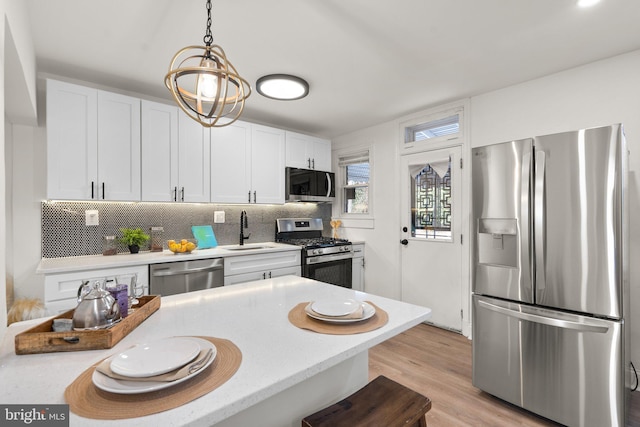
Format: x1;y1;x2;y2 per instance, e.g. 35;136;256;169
313;249;320;255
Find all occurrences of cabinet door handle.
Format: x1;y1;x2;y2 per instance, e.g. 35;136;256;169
102;182;105;200
262;272;266;280
312;158;315;169
253;191;256;203
173;187;177;202
307;158;311;168
268;271;272;278
181;187;185;202
91;181;95;199
248;191;251;203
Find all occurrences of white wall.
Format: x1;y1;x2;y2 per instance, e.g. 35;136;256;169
1;0;37;340
333;49;640;364
10;123;44;301
332;122;402;301
0;2;6;337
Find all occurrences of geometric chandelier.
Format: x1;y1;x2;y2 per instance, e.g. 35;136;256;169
165;0;251;127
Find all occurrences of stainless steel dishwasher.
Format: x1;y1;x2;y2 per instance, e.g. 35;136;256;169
149;258;224;296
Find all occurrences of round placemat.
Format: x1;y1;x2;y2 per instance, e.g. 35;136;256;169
288;301;388;334
64;336;241;420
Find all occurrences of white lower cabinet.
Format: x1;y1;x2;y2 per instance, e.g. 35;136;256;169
224;251;301;285
43;265;149;315
352;243;365;291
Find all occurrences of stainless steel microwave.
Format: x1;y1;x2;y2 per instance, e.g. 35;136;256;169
285;168;335;202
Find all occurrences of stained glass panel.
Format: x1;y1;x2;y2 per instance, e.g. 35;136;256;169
411;158;452;240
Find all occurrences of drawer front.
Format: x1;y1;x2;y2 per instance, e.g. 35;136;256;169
224;266;301;286
44;265;149;314
224;251;301;276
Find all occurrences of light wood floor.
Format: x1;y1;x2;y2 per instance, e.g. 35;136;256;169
369;323;640;427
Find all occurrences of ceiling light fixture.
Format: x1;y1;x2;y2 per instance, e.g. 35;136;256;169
256;74;309;100
577;0;601;7
165;0;251;127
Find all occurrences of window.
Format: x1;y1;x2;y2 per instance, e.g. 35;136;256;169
405;114;460;144
339;150;370;214
411;157;452;240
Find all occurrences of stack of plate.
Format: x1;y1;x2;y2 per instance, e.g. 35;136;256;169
305;299;375;323
92;337;216;394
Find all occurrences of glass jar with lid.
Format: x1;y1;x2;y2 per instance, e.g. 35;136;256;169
150;227;164;252
102;235;117;256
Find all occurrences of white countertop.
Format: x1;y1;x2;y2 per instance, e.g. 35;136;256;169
36;242;301;274
0;275;430;426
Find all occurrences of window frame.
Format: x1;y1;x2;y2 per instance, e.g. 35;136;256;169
399;106;464;154
334;146;374;225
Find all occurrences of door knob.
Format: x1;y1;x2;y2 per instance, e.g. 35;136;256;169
400;239;409;246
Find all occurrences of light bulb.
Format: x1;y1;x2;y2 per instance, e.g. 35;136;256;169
198;73;218;98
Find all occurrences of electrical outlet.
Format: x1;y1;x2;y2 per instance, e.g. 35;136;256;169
214;211;225;223
85;210;99;226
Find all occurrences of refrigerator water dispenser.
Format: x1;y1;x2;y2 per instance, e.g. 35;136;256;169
477;219;517;268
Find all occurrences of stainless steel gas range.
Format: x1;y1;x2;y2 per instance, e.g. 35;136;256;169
276;218;353;288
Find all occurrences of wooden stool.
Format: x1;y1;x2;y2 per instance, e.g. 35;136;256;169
302;375;431;427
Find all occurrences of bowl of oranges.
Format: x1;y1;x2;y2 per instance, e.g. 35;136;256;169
167;239;197;254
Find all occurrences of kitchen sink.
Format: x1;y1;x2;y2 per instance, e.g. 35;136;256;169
224;244;273;251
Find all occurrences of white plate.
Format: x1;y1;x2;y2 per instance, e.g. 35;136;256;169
110;337;201;378
305;301;376;323
92;338;216;394
311;299;361;317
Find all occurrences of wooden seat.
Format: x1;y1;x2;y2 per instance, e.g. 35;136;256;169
302;375;431;427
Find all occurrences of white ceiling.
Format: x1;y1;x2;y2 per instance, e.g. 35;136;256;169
25;0;640;138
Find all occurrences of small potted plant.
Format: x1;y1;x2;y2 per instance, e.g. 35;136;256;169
119;228;150;254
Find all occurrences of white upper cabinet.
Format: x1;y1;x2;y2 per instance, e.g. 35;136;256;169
141;100;178;202
141;101;210;203
211;121;252;203
177;113;211;202
251;124;285;204
47;79;98;200
97;91;141;201
48;79;290;204
46;79;140;201
211;121;284;204
285;131;332;171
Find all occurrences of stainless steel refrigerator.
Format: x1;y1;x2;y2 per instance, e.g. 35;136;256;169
471;124;630;427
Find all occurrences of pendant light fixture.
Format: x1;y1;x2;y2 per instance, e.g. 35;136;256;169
165;0;251;127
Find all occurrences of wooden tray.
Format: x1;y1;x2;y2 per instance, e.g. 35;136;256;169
14;295;161;355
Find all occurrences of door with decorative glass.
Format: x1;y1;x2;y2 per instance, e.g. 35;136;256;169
400;146;462;331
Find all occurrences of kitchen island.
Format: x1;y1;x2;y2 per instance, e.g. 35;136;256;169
0;276;431;427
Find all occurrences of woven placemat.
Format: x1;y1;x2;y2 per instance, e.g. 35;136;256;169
288;301;388;334
64;336;241;420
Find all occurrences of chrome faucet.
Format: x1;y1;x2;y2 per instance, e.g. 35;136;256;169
240;210;251;245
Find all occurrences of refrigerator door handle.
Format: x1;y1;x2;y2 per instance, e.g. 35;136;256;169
478;300;609;333
534;150;546;294
521;151;531;292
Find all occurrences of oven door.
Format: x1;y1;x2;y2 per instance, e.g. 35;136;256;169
304;253;353;288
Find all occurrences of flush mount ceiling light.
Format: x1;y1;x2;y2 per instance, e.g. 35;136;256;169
256;74;309;100
165;0;251;127
577;0;601;7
